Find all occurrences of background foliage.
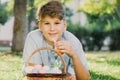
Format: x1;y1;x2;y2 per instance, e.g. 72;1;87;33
0;0;120;51
77;0;120;51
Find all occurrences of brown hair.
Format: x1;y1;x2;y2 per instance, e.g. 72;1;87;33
36;0;65;21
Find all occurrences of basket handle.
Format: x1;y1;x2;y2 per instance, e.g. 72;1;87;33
26;47;66;73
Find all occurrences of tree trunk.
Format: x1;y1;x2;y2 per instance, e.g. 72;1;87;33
12;0;27;51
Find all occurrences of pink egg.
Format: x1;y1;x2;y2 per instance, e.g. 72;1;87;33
42;66;50;71
51;67;62;74
34;64;42;71
32;68;39;73
39;69;46;73
56;69;62;74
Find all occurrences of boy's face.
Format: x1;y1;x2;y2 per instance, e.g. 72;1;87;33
39;15;67;45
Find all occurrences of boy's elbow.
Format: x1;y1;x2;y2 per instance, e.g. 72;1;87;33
83;74;91;80
82;75;91;80
76;74;91;80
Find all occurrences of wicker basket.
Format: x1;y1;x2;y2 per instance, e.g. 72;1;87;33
26;47;72;80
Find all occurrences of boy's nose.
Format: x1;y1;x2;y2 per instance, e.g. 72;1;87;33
50;25;55;30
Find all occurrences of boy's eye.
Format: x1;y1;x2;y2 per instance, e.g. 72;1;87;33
44;23;49;25
55;22;60;24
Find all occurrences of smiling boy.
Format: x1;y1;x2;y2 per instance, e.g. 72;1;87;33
23;0;91;80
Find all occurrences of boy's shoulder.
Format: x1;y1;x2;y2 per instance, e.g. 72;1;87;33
64;31;77;39
27;29;42;38
27;29;42;36
64;30;81;43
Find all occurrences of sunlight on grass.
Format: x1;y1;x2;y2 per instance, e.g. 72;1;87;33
86;51;120;80
0;50;120;80
0;51;23;80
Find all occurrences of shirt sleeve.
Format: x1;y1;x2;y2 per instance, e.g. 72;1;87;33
64;31;89;74
22;32;42;74
23;33;42;64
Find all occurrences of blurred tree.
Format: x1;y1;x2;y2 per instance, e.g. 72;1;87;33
0;3;8;24
28;0;35;32
77;0;120;51
78;0;120;31
79;0;116;15
5;0;14;16
12;0;27;51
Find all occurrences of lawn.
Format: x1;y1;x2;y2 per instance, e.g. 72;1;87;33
86;51;120;80
0;50;120;80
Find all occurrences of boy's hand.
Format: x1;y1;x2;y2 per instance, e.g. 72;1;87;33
55;40;76;58
69;75;76;80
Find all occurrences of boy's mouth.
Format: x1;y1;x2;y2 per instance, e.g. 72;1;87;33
48;33;57;37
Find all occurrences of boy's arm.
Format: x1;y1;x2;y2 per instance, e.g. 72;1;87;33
71;53;91;80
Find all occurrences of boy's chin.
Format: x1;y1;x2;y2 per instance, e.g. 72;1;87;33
50;38;58;42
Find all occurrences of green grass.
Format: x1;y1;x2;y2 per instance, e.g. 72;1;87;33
85;51;120;80
0;50;120;80
0;51;23;80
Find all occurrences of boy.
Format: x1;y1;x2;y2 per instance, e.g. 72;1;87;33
23;0;91;80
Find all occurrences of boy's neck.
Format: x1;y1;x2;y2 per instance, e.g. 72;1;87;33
43;37;54;47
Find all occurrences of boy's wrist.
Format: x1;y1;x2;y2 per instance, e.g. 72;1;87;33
71;52;78;59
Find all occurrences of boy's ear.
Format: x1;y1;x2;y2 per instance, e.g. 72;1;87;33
38;24;42;31
64;21;67;31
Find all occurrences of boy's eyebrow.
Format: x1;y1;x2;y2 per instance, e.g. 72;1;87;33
41;20;62;23
41;20;45;22
41;20;49;23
